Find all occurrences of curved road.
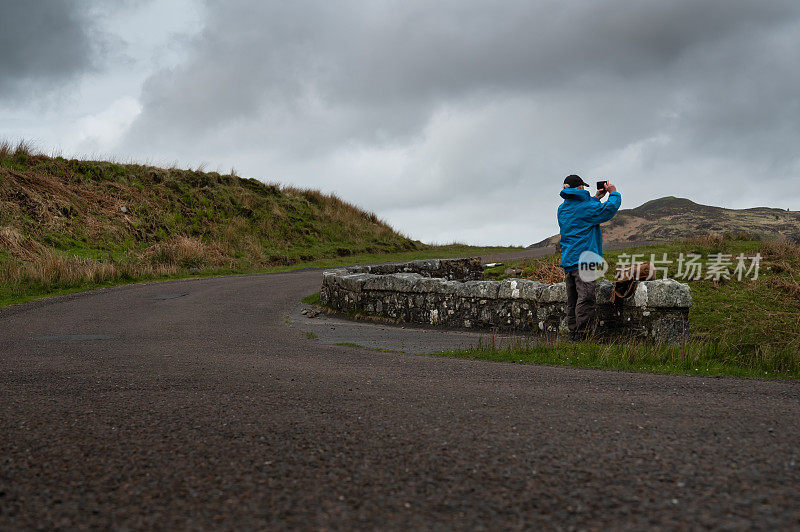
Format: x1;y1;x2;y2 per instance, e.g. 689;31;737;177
1;264;799;529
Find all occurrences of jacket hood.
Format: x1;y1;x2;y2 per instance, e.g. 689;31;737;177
560;187;591;201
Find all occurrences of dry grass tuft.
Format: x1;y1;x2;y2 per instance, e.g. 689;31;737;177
760;240;800;297
0;225;46;260
5;251;121;290
14;139;35;157
1;251;194;293
145;236;221;269
681;232;761;248
682;233;725;247
0;139;36;159
771;276;800;300
522;256;565;284
760;240;800;261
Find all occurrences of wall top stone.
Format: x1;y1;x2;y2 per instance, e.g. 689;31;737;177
633;278;693;308
322;265;692;308
362;272;421;293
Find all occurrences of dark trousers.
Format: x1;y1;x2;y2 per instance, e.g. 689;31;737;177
565;270;596;334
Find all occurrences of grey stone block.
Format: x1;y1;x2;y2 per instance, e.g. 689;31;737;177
336;273;376;292
429;279;463;294
538;282;567;303
596;280;614;303
363;275;390;291
637;279;692;308
409;276;450;293
407;259;441;271
457;281;500;299
520;280;546;300
498;279;522;299
365;264;396;275
323;269;348;287
498;278;545;300
362;272;421;292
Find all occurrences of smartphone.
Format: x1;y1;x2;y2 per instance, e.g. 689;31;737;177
596;180;607;190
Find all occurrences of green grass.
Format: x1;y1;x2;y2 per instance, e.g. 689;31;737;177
334;342;407;353
301;292;321;305
306;332;318;340
434;336;799;379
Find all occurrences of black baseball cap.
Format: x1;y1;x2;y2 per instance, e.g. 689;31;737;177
563;174;589;188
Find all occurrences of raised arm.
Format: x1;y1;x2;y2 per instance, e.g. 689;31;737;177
583;186;621;224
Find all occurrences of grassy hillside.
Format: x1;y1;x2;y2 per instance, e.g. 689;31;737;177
531;196;800;247
0;141;515;307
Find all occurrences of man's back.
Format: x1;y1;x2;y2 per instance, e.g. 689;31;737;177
557;187;621;270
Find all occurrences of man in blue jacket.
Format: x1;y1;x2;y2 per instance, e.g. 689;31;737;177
557;174;621;340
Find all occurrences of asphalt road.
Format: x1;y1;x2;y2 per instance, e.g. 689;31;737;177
1;258;799;529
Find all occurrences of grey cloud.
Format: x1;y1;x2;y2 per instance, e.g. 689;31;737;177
0;1;103;101
116;0;800;243
126;0;800;151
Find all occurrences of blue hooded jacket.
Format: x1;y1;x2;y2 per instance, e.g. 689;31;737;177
557;188;621;271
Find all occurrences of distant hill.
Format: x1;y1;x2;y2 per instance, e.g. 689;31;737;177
529;196;800;248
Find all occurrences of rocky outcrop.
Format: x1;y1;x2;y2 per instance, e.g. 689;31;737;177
320;258;691;343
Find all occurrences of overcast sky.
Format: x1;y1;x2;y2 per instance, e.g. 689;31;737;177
2;1;799;245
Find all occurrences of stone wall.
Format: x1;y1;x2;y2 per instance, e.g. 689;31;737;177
344;257;483;281
320;258;692;343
